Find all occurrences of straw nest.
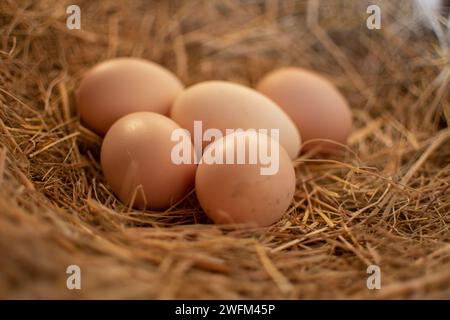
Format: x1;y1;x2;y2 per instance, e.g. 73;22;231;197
0;0;449;299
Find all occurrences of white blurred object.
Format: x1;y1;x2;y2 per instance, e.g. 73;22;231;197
414;0;449;46
414;0;443;25
415;0;442;14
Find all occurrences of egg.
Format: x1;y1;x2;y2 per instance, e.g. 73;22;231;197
256;67;352;151
195;131;296;226
170;81;301;159
101;112;196;210
77;57;184;135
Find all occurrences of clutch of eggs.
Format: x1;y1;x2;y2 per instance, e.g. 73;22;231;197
77;57;352;226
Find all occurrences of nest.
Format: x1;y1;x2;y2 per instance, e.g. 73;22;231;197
0;0;449;299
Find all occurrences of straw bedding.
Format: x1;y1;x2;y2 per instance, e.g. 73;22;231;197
0;0;449;299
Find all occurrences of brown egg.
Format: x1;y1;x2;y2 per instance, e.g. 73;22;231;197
195;131;296;227
77;57;184;135
101;112;196;210
170;81;301;159
256;67;353;151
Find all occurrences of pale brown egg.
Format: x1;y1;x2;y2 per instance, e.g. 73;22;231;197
195;131;296;227
170;81;301;159
101;112;196;210
256;67;353;151
77;57;184;135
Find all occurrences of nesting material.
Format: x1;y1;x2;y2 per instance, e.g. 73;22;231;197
0;0;449;299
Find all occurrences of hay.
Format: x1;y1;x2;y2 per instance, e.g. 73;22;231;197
0;0;449;299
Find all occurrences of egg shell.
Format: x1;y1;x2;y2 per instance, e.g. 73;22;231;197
195;131;296;227
77;57;184;135
101;112;196;210
170;81;301;159
256;67;352;151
